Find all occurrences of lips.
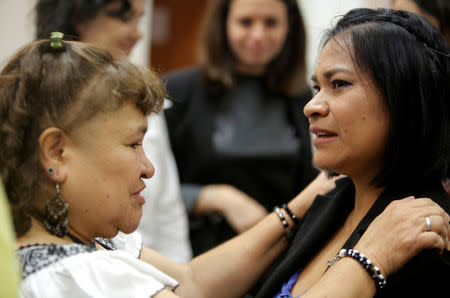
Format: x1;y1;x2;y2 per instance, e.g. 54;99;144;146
133;185;146;205
310;126;338;146
310;126;338;138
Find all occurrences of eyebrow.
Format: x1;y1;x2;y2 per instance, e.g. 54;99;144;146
311;67;353;82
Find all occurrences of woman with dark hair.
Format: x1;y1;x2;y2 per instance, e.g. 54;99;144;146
164;0;318;256
247;7;450;297
392;0;450;195
392;0;450;45
35;0;193;262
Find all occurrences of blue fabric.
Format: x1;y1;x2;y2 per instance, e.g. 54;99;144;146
273;269;303;298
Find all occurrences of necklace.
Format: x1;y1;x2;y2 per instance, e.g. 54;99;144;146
66;233;115;250
66;232;96;248
32;214;115;250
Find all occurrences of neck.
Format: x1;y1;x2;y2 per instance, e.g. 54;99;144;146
66;227;93;246
27;216;93;246
235;63;266;76
349;177;385;225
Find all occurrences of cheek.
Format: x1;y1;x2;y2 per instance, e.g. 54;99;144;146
271;27;287;47
228;29;244;49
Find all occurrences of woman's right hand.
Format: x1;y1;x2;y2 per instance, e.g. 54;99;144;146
355;196;450;277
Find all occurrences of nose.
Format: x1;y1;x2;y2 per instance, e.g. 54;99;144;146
303;94;329;119
130;24;142;42
140;152;155;179
250;23;266;40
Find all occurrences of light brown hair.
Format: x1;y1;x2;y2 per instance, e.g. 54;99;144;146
0;39;165;236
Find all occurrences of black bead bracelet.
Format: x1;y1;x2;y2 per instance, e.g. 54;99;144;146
273;206;293;238
282;203;299;225
329;248;386;290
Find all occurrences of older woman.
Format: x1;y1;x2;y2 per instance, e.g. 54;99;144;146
34;0;194;263
0;29;448;297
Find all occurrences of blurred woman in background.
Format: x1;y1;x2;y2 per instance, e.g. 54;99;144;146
164;0;318;256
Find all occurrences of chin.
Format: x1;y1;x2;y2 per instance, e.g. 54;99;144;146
119;222;140;234
313;157;332;171
313;153;344;172
121;214;142;234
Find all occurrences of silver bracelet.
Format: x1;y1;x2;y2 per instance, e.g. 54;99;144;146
273;206;293;238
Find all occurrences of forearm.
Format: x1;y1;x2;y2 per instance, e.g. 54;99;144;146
303;257;376;298
178;174;330;297
177;211;289;297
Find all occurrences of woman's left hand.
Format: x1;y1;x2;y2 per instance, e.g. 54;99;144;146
355;196;450;277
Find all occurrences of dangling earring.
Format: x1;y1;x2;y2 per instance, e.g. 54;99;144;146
44;182;69;237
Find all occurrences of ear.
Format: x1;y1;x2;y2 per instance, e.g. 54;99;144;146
39;127;70;182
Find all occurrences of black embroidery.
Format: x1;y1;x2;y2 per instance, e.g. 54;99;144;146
17;244;96;279
94;237;116;251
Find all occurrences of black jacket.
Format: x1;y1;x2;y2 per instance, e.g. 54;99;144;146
249;177;450;297
164;67;318;255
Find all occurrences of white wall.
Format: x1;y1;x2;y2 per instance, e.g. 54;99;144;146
299;0;391;78
0;0;36;67
0;0;391;73
0;0;152;67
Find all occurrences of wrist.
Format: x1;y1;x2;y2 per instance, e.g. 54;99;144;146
273;205;298;239
328;248;386;290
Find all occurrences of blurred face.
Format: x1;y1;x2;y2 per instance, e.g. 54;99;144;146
226;0;288;75
62;102;154;239
76;0;145;57
304;36;390;182
392;0;439;29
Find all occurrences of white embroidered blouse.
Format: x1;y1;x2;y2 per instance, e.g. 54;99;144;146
17;232;178;298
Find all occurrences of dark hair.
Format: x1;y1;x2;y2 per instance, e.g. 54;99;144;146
323;8;449;188
35;0;132;40
411;0;450;42
198;0;307;97
0;39;165;236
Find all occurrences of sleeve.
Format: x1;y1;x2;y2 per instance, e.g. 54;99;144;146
19;250;179;298
137;112;192;263
181;184;202;213
381;250;450;296
163;68;204;215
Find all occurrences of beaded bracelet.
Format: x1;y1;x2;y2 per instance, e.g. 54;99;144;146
327;248;386;290
273;206;293;238
281;204;299;225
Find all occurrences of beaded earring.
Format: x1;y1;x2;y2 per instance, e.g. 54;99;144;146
43;182;69;237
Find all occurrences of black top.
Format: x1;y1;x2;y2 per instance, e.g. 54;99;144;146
248;177;450;297
164;67;318;255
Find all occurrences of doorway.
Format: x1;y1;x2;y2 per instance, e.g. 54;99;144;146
150;0;208;75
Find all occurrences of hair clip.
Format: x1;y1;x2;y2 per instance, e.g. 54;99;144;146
50;32;64;49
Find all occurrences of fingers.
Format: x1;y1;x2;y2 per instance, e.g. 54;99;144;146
420;214;450;252
415;231;447;253
408;198;450;252
395;195;415;202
